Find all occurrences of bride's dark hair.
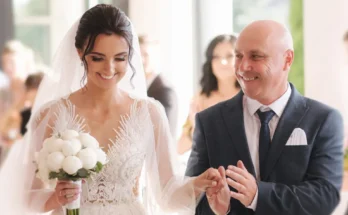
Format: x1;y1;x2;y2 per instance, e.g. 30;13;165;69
75;4;135;84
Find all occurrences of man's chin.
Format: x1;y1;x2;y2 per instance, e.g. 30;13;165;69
242;88;261;100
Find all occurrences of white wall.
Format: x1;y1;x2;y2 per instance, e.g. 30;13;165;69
304;0;348;123
195;0;233;91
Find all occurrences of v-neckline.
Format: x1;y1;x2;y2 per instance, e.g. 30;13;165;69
62;96;140;157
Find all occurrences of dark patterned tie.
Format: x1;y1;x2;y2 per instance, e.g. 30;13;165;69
257;109;275;180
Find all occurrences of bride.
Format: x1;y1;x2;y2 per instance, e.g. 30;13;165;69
0;4;223;215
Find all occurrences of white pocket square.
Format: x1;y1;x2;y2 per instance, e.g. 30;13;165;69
285;128;307;146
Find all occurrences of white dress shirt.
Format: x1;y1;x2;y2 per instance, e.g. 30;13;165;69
243;83;292;210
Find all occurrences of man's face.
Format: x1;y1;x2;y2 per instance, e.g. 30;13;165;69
234;32;291;104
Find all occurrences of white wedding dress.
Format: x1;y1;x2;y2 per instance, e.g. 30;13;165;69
79;96;148;215
45;94;195;215
0;14;196;215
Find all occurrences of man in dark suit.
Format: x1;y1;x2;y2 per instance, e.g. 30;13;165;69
185;20;344;215
139;35;178;136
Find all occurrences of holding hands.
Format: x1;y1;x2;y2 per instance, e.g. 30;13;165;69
196;161;258;215
225;161;257;207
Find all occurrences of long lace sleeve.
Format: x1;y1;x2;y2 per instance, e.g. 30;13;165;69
0;99;85;215
143;99;196;215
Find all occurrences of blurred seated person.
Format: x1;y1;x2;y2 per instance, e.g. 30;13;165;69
139;35;178;136
0;72;43;146
0;40;35;117
177;34;241;155
20;72;44;135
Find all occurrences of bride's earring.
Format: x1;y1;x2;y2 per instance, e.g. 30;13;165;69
81;61;83;66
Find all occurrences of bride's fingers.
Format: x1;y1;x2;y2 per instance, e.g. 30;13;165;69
195;179;218;191
56;191;80;205
195;168;223;192
206;168;222;180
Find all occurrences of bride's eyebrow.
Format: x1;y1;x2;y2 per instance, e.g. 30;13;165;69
88;51;128;56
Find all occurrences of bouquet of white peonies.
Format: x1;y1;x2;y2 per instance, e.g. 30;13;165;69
35;129;107;215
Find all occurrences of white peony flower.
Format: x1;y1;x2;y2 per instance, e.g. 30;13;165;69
46;151;65;172
43;137;56;150
77;148;97;169
95;148;107;164
37;162;49;182
61;130;79;140
62;156;82;175
79;133;99;149
61;139;82;156
36;147;50;164
46;138;65;153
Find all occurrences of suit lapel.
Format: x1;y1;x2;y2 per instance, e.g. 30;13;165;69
221;91;256;177
263;85;309;180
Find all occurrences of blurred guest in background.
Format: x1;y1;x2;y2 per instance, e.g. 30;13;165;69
0;40;35;116
0;72;43;164
139;35;178;136
20;72;44;135
177;34;240;155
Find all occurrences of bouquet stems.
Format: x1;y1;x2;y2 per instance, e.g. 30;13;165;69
66;208;80;215
64;180;81;215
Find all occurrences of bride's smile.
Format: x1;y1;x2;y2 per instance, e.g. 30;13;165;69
78;34;129;90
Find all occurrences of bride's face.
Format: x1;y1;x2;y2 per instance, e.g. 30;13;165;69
79;33;129;90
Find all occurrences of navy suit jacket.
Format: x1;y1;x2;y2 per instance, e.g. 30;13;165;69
185;84;344;215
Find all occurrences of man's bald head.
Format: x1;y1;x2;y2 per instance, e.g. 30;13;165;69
234;20;294;105
239;20;293;52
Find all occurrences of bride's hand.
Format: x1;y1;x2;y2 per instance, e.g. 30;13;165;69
54;181;81;206
193;168;222;194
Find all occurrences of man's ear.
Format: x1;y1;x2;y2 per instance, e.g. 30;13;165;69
283;49;294;71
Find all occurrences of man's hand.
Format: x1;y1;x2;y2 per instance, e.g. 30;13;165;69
226;160;257;207
206;166;231;215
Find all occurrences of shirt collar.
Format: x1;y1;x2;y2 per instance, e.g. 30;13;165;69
245;83;292;117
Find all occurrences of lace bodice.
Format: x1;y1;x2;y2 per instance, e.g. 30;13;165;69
81;99;150;207
46;96;152;210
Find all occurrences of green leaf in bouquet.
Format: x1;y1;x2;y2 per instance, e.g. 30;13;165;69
94;161;103;173
47;165;103;181
48;169;79;181
77;168;90;178
49;169;68;180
